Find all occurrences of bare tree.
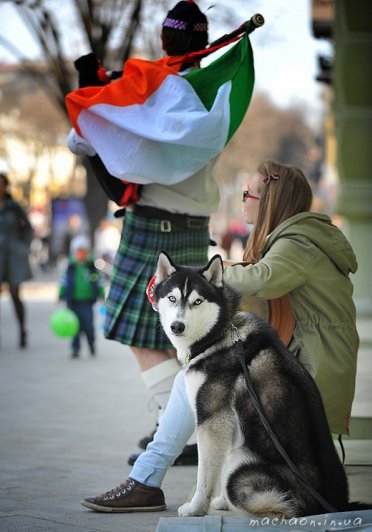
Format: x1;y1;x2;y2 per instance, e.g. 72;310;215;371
214;92;319;227
215;92;317;182
0;61;69;205
5;0;158;236
7;0;155;111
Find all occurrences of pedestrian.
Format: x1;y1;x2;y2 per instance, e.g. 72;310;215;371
80;160;359;513
58;234;105;358
0;172;33;349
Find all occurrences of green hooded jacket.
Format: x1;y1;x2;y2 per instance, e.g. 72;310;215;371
224;211;359;434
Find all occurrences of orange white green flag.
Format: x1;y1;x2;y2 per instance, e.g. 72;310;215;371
65;34;255;185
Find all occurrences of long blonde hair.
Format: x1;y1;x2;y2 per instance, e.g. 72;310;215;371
243;160;313;263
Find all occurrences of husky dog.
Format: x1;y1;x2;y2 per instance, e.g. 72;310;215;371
152;251;357;518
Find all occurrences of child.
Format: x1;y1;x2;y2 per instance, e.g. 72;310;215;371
59;235;105;358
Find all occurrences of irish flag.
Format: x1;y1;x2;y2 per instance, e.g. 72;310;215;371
65;34;255;185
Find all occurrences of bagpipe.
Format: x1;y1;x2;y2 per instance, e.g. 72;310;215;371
73;14;264;215
74;53;141;215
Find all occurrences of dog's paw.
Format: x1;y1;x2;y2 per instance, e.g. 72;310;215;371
178;502;194;517
178;501;206;517
211;495;230;511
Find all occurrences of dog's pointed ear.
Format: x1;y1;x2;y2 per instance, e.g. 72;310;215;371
201;255;224;287
155;251;177;284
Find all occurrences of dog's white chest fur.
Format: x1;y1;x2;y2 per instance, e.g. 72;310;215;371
184;370;205;413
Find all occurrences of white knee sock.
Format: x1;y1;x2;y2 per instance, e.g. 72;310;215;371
141;359;197;446
141;358;180;410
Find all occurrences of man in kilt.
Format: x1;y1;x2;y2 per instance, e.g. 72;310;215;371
102;0;214;468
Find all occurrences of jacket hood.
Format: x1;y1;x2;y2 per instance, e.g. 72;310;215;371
265;212;358;275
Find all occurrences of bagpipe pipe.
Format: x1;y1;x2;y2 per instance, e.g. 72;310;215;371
73;14;264;215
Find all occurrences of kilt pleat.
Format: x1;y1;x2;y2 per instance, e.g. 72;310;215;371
104;211;210;349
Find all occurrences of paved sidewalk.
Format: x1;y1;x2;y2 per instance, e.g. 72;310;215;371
0;279;371;531
0;283;196;531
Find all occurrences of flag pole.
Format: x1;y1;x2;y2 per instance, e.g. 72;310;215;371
208;13;265;49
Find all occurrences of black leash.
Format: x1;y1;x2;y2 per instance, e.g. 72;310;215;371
338;434;346;465
232;326;338;513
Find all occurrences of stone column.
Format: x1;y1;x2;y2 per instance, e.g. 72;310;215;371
334;0;372;315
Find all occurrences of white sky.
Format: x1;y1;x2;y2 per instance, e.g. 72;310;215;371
0;1;331;125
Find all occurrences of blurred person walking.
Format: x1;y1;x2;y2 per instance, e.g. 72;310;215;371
0;173;33;348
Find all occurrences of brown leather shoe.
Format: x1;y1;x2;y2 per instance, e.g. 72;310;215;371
80;478;166;513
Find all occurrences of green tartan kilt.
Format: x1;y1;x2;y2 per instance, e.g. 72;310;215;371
104;210;210;349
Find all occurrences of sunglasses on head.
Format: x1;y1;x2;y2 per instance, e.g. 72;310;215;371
242;187;260;202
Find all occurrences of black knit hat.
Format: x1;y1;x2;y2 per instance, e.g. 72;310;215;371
162;1;208;55
163;1;208;35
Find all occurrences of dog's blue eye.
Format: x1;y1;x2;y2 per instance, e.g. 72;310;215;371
194;299;202;306
168;295;176;303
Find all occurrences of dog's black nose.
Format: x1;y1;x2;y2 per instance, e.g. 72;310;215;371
171;321;185;335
